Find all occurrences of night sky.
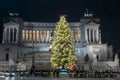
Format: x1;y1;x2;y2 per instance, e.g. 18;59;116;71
0;0;120;52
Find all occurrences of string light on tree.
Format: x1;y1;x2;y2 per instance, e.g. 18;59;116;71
50;15;78;69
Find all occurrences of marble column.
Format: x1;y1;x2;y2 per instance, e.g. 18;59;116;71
26;30;28;42
4;28;7;43
89;29;91;43
48;31;50;43
42;31;44;43
46;31;49;43
12;28;14;43
26;30;29;42
32;30;33;42
93;29;95;43
35;30;37;43
38;31;40;43
33;30;35;42
78;31;81;43
96;28;99;43
24;30;26;42
32;30;34;43
29;30;31;42
77;31;79;43
46;31;47;43
85;28;88;44
2;29;5;43
36;31;39;43
48;31;51;43
99;30;101;44
15;28;18;43
40;31;42;43
44;31;47;43
35;31;36;43
28;30;30;42
8;28;11;43
36;31;37;43
49;31;51;43
23;30;25;42
36;31;38;43
39;31;42;43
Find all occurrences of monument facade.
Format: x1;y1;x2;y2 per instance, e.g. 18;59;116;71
0;13;115;71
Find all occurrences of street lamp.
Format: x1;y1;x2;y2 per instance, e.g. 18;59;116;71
30;31;35;75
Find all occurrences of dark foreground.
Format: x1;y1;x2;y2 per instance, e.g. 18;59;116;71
0;77;119;80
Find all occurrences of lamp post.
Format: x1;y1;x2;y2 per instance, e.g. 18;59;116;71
30;31;35;75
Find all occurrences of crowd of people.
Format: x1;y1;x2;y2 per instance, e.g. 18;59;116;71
72;70;120;78
1;69;119;78
16;69;120;78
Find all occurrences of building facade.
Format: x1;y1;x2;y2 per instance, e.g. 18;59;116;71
0;13;115;71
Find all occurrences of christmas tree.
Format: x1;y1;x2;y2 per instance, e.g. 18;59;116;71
50;15;78;69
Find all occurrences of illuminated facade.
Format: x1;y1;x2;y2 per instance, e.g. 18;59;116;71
0;13;115;71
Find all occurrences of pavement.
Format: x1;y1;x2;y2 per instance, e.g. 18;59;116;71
0;77;119;80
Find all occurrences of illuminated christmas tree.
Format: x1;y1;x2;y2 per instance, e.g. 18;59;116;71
50;15;78;69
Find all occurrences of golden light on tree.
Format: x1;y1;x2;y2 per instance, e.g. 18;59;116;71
50;15;78;69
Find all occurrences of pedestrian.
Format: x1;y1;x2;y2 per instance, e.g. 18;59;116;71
56;69;59;77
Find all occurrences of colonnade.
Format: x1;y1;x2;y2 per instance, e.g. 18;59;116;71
85;28;100;44
2;28;100;44
22;30;81;43
2;27;18;43
22;30;52;43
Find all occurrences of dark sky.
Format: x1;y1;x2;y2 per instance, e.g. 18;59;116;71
0;0;120;51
